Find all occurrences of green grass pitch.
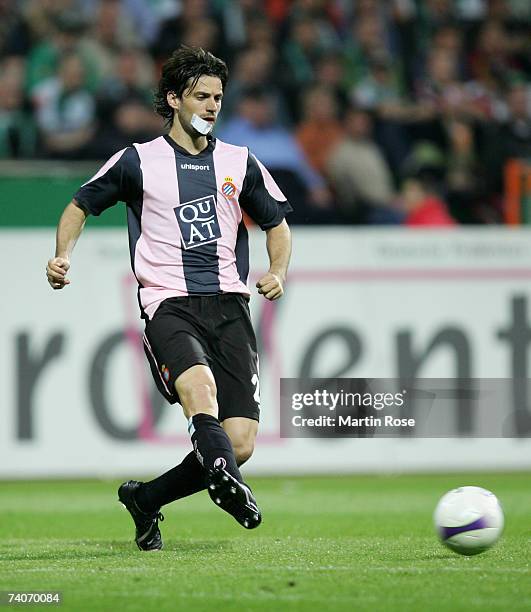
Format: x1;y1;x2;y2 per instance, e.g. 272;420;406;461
1;473;530;611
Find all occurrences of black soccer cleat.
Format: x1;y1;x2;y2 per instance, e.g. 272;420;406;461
118;480;164;551
206;467;262;529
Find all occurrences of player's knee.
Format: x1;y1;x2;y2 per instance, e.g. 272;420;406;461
176;374;218;417
233;440;255;465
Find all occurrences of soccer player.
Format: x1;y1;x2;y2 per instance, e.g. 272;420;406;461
46;46;292;550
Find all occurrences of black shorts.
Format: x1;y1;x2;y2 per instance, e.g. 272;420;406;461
143;293;260;422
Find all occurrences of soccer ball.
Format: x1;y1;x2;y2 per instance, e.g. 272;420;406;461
434;486;504;556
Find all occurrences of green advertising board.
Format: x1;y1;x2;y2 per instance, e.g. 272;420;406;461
0;161;127;227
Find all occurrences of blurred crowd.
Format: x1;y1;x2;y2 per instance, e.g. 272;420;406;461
0;0;530;225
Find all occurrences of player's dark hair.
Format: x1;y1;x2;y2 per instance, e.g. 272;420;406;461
154;46;228;127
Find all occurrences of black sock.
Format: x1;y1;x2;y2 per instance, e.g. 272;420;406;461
135;451;206;512
189;413;243;483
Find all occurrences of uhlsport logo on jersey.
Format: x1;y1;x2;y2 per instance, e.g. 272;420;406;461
174;194;221;250
180;163;210;171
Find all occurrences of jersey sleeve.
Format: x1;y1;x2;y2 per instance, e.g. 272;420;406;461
73;147;142;216
239;151;293;230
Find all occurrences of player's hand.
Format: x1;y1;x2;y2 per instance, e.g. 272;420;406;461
256;272;284;300
46;257;71;290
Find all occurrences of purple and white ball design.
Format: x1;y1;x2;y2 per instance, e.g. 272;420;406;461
434;486;504;556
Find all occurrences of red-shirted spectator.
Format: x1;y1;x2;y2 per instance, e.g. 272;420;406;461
401;176;456;226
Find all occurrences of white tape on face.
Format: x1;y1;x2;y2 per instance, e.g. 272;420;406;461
191;113;214;135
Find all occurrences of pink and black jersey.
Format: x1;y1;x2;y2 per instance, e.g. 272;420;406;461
74;135;291;319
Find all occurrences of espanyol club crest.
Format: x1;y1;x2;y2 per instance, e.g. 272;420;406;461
221;177;237;200
174;195;222;249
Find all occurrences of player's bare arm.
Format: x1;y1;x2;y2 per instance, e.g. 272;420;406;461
256;219;292;300
46;200;88;290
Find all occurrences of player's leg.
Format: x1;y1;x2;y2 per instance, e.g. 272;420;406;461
202;412;261;529
175;363;245;483
136;366;259;526
203;294;262;528
131;451;205;513
118;298;211;549
222;417;259;466
176;362;261;528
138;382;260;511
119;367;211;550
133;352;249;514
